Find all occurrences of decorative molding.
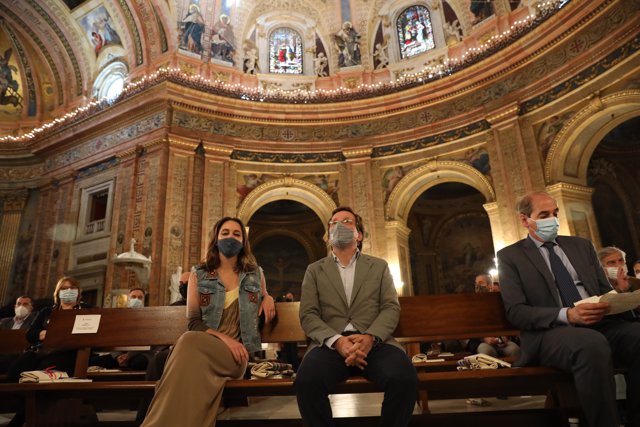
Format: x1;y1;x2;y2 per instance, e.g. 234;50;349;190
25;0;83;96
0;3;64;104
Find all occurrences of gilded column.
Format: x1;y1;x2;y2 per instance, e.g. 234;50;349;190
546;182;600;245
0;190;28;303
485;103;546;247
384;220;413;296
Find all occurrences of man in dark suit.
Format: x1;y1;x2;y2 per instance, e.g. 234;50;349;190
0;296;34;330
295;206;417;427
498;191;640;427
0;296;35;373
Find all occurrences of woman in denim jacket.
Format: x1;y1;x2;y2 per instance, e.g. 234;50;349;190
142;217;275;426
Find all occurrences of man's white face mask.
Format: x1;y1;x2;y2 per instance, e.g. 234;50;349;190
605;265;628;280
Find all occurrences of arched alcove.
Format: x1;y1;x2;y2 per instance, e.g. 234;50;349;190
385;159;495;221
545;90;640;185
237;176;336;227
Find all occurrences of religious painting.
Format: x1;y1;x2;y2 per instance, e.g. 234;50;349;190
381;164;418;203
211;14;235;65
63;0;88;9
253;235;309;300
269;28;303;74
435;213;495;294
396;5;435;59
301;174;340;205
470;0;494;25
0;35;24;116
78;6;122;57
178;2;205;55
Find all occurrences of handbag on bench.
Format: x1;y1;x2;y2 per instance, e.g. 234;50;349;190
457;353;511;370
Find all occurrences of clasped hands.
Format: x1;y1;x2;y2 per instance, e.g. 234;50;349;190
334;334;374;369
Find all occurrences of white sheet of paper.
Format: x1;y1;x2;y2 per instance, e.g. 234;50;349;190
71;314;101;334
575;290;640;315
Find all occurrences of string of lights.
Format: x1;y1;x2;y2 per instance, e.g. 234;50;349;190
0;1;562;144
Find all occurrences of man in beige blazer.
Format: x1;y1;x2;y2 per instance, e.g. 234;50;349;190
295;206;417;427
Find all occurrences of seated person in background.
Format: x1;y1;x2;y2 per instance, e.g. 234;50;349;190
475;273;499;293
141;217;275;426
597;246;640;292
0;296;35;330
6;277;94;426
0;296;35;373
104;288;154;371
468;274;520;360
634;260;640;278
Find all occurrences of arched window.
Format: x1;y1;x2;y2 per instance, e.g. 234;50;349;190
269;28;303;74
93;61;127;100
396;5;435;59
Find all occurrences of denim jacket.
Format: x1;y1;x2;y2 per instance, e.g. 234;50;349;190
195;266;263;353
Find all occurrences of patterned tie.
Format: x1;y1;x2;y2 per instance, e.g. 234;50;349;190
542;242;582;307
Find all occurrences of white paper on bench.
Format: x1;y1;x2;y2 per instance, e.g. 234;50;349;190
72;314;101;334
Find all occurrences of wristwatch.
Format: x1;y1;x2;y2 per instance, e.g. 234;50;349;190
367;333;382;346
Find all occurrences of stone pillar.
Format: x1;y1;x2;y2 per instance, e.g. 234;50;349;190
546;182;600;245
485;103;547;247
0;190;28;303
384;220;412;296
483;201;508;253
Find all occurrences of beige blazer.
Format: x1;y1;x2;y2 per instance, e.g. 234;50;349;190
299;253;402;353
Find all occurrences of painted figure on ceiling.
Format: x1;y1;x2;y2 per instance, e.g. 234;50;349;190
0;48;21;108
211;14;235;64
79;6;122;57
180;3;205;54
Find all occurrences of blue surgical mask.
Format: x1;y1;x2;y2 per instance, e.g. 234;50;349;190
127;298;144;308
217;238;243;258
59;289;79;304
532;217;559;242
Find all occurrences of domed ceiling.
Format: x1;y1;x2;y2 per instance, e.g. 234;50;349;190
0;0;570;137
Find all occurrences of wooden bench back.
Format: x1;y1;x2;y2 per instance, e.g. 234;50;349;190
0;329;30;354
395;293;518;342
44;306;188;350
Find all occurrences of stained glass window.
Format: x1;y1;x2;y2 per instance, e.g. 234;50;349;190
396;5;435;59
269;28;303;74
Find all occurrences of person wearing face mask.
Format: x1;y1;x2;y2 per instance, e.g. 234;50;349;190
295;206;418;427
597;246;640;293
0;296;35;374
498;191;640;427
5;276;93;426
0;296;35;330
141;217;275;426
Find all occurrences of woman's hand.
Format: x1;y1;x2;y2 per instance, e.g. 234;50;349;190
218;334;249;366
39;330;47;341
259;295;276;324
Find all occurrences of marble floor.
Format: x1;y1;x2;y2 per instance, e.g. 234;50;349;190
0;394;547;425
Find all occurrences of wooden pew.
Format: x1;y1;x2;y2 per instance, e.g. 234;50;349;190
0;294;579;426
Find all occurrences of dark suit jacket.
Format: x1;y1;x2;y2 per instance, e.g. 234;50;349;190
0;314;35;330
299;253;402;353
498;235;613;365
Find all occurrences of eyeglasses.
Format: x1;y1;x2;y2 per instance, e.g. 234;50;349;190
328;218;354;226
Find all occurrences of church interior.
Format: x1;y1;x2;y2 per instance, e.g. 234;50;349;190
0;0;638;308
0;0;639;423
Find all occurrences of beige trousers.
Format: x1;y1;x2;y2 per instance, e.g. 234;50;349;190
141;331;246;427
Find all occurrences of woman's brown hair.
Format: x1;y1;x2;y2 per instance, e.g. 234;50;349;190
201;217;258;273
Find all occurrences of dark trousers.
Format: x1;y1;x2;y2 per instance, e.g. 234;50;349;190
295;343;417;427
538;318;640;427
